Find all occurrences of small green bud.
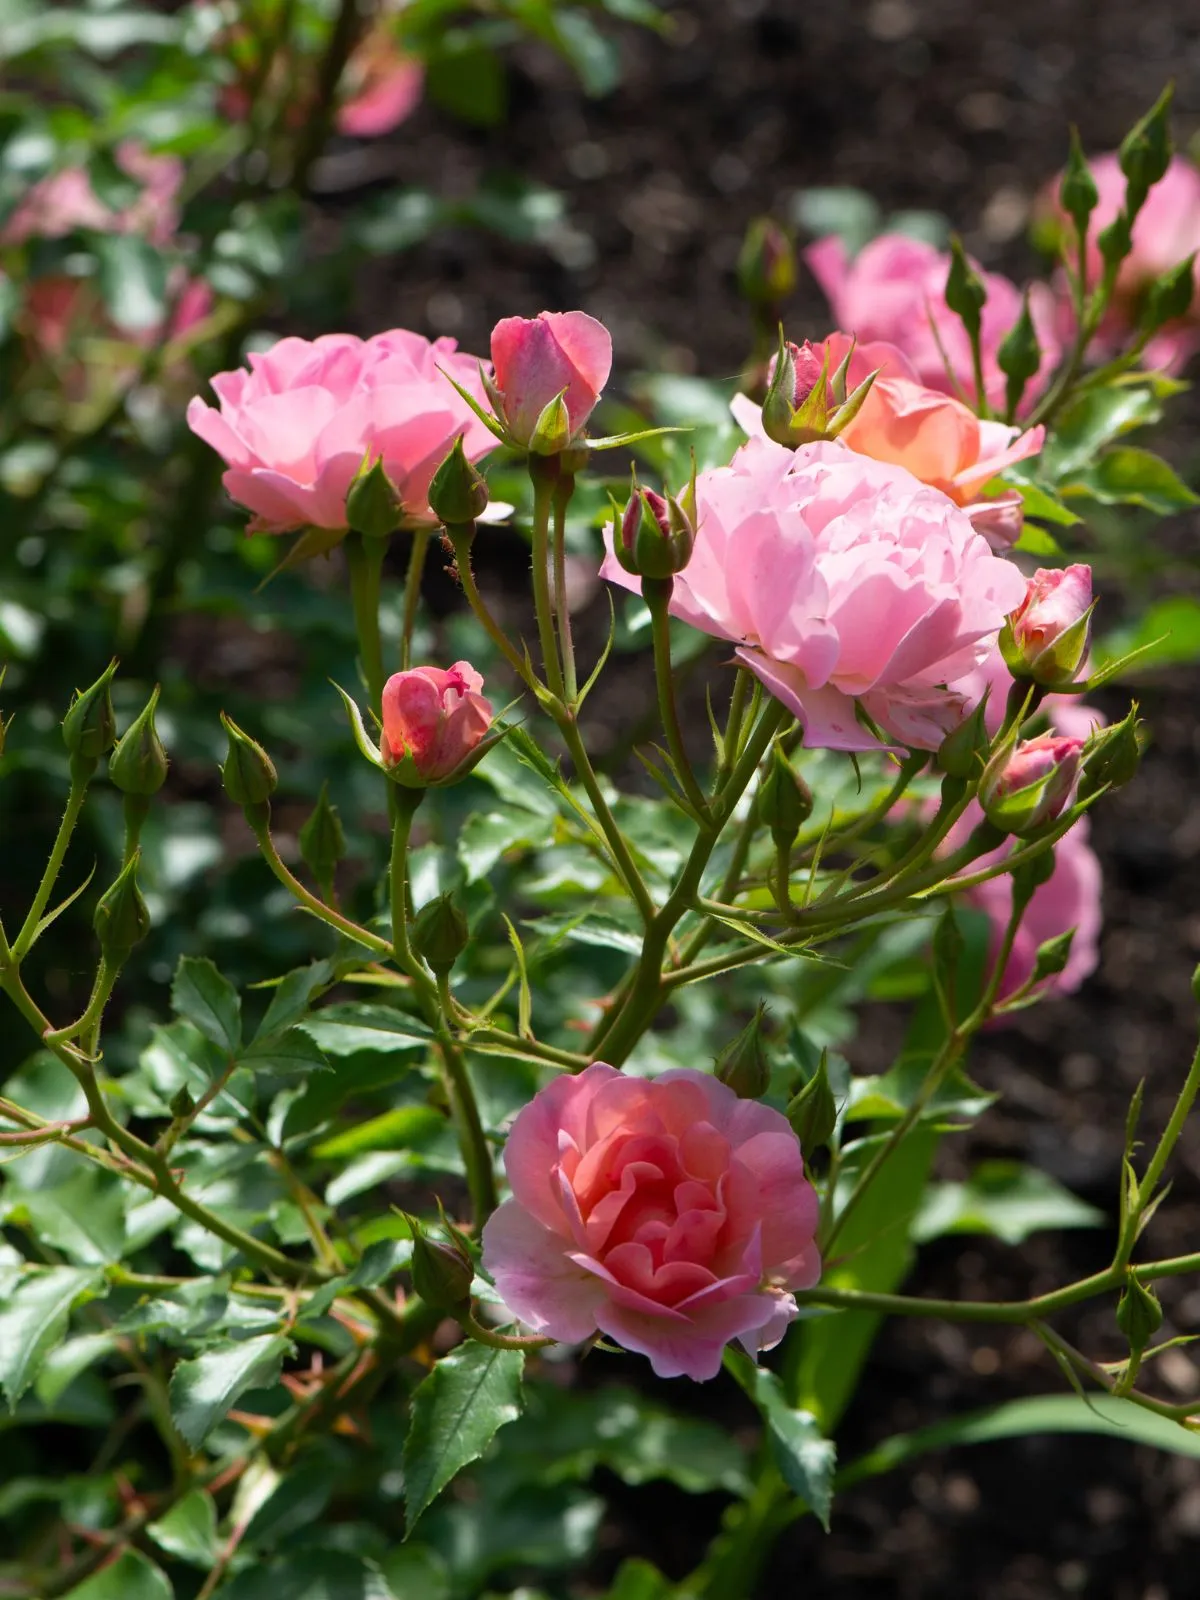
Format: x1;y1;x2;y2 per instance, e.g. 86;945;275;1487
345;455;403;539
406;1214;473;1313
1116;1273;1162;1354
1118;86;1173;217
737;217;797;309
714;1004;772;1100
1097;210;1133;276
528;391;572;457
219;713;277;808
1031;928;1076;984
169;1085;196;1119
109;685;168;797
1142;252;1198;333
63;660;118;768
93;852;151;963
412;893;469;975
996;292;1042;420
299;782;346;896
1079;709;1142;800
757;742;813;848
1060;127;1100;238
944;236;987;340
936;695;991;780
786;1050;837;1155
428;434;490;527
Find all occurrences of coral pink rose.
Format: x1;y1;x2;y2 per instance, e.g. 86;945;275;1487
732;335;1044;550
1004;564;1093;687
2;143;183;248
944;802;1101;1002
380;662;492;784
601;438;1026;753
187;330;495;533
805;233;1060;413
489;310;613;447
1042;153;1200;372
481;1063;820;1380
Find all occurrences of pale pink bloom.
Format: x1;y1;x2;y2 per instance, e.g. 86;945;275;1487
481;1063;820;1381
945;801;1101;1001
601;438;1027;754
337;49;424;137
804;233;1060;412
981;732;1084;834
1006;565;1093;684
379;662;492;784
2;143;183;248
186;329;495;533
732;335;1044;550
489;310;613;446
1043;153;1200;372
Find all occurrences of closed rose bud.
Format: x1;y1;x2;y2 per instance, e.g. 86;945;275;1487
299;782;346;897
936;695;991;779
93;853;151;963
786;1051;837;1156
737;217;797;309
427;434;490;527
219;713;278;808
615;482;695;580
1079;708;1142;799
380;662;493;787
1116;1274;1162;1355
761;339;831;444
62;660;118;772
109;686;168;797
1002;566;1094;689
406;1214;473;1313
412;892;469;974
714;1003;772;1100
757;742;813;847
488;310;613;450
344;454;403;539
980;733;1084;837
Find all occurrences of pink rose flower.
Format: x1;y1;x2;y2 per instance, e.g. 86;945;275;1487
186;329;495;533
1004;565;1093;687
944;802;1101;1001
337;44;424;137
1042;153;1200;372
2;143;183;248
380;662;492;784
601;438;1027;753
481;1063;821;1381
732;335;1044;550
981;732;1084;835
489;310;613;447
804;233;1061;412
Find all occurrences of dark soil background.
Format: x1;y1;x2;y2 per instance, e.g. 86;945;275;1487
308;2;1200;1594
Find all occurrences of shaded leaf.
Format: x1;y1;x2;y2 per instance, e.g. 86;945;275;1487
59;1549;173;1600
913;1160;1104;1245
172;956;242;1055
169;1333;290;1450
148;1489;219;1567
0;1267;100;1408
403;1342;525;1529
727;1356;835;1529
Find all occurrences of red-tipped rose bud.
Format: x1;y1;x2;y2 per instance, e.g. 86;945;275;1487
980;733;1084;837
488;310;613;450
615;480;696;581
737;217;797;309
1001;565;1094;689
380;662;493;787
761;337;831;445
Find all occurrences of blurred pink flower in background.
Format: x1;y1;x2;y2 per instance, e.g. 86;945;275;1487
804;232;1061;412
732;334;1044;548
601;438;1026;753
186;330;495;533
482;1063;821;1381
2;142;183;248
380;663;493;784
337;35;424;137
1041;152;1200;371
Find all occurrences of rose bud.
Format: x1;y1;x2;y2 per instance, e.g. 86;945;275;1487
406;1214;473;1314
1001;565;1094;689
62;660;118;775
614;478;696;581
412;892;470;975
980;733;1084;837
713;1002;772;1100
93;853;151;964
486;310;613;450
736;217;797;309
761;339;831;444
379;662;493;787
109;686;168;798
220;713;278;810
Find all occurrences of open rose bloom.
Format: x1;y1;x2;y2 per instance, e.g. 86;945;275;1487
602;438;1026;752
805;233;1061;412
187;331;495;533
482;1064;820;1380
732;335;1045;549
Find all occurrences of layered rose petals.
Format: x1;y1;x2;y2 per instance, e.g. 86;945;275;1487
481;1064;821;1381
379;662;492;784
489;310;612;446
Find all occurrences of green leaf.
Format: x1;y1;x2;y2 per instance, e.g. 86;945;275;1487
255;961;337;1039
4;1168;127;1264
1041;384;1164;478
838;1394;1200;1491
300;1004;433;1057
313;1105;445;1161
1012;522;1064;556
242;1456;333;1549
212;1552;397;1600
0;1267;99;1408
1095;596;1200;675
603;1561;673;1600
93;234;169;335
169;1333;290;1450
845;1058;995;1127
172;956;242;1056
458;808;554;883
59;1549;173;1600
148;1488;219;1567
1014;479;1081;527
726;1356;835;1529
240;1028;330;1077
426;40;507;127
522;910;645;955
380;1546;450;1600
403;1342;525;1529
552;9;622;94
913;1160;1104;1245
1065;446;1199;514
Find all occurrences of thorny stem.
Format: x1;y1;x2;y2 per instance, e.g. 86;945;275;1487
345;530;389;713
11;774;89;960
248;813;394;957
1137;1038;1200;1211
529;459;566;700
552;472;579;702
400;527;430;671
646;578;711;820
